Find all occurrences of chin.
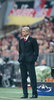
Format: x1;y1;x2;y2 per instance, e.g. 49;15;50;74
24;35;27;37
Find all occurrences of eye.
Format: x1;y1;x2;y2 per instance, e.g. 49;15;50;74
22;31;25;32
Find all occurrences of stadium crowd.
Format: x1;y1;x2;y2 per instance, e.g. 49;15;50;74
0;0;54;88
0;16;54;61
0;16;54;87
31;16;54;54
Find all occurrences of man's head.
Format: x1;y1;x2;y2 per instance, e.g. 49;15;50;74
22;26;30;37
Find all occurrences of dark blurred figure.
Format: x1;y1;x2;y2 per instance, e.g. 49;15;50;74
18;26;39;98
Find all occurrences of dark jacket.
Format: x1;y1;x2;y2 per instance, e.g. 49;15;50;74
18;36;39;63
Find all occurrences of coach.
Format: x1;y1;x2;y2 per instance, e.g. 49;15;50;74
18;26;39;98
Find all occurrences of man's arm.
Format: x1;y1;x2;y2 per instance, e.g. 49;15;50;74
18;40;21;62
32;38;39;61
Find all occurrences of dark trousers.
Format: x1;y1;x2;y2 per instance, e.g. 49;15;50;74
20;62;37;96
0;76;2;87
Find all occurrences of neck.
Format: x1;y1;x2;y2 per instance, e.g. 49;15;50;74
24;35;29;40
24;35;29;38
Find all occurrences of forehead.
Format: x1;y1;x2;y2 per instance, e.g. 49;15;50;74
22;28;27;32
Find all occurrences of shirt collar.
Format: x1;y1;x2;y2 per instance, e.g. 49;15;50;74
25;35;29;40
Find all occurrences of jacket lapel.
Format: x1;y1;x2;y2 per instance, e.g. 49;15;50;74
21;38;25;53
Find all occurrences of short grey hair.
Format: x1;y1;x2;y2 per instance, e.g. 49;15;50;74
22;26;30;32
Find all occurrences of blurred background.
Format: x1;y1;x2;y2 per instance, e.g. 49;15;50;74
0;0;54;88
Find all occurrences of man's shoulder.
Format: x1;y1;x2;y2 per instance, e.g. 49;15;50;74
29;36;36;41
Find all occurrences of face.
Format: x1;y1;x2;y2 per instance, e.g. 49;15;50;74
22;28;29;37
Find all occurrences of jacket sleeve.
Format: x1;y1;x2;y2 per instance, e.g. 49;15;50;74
32;38;39;61
18;40;21;62
18;39;24;63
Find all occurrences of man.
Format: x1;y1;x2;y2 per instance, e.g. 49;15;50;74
18;26;39;98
